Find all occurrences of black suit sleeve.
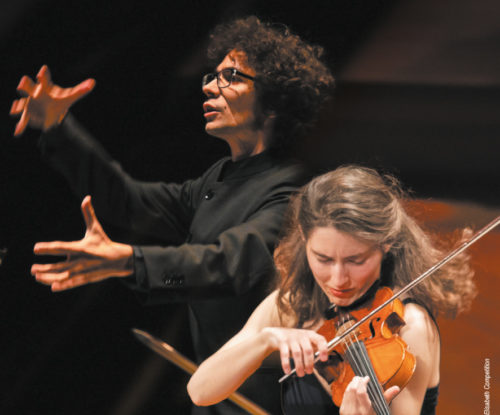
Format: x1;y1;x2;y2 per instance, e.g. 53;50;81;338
133;188;290;303
39;114;194;246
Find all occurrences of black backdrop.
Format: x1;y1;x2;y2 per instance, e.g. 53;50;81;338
0;1;498;414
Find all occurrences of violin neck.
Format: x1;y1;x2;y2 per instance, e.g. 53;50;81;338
344;341;391;415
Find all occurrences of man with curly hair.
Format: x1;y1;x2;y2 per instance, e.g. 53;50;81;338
11;16;334;414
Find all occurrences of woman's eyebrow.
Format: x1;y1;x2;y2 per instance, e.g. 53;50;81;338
344;253;364;261
311;249;365;260
311;249;331;258
345;246;377;261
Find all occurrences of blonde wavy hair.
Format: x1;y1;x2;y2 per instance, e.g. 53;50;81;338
275;165;476;327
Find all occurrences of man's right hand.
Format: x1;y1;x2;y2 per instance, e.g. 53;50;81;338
10;65;95;136
31;195;134;291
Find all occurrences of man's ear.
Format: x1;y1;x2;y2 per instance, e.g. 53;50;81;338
261;112;276;142
382;244;391;254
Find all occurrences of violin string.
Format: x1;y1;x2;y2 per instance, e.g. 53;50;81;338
341;318;376;413
349;345;388;414
350;343;387;415
343;336;382;414
356;337;390;415
359;343;389;415
341;314;389;415
344;340;378;414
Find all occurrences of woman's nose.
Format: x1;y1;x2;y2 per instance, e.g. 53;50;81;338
330;263;349;286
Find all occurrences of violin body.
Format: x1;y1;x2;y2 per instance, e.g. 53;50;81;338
316;287;416;407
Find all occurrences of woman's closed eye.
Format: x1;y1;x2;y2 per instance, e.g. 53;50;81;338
351;259;366;266
316;255;332;264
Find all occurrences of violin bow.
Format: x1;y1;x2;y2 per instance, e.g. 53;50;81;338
280;214;500;383
132;328;271;415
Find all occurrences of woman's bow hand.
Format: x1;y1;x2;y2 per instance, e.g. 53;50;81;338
262;327;329;377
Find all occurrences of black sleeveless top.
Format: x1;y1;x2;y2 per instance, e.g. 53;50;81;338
281;297;440;415
281;374;439;415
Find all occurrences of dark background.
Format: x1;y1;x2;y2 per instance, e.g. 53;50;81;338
0;0;499;414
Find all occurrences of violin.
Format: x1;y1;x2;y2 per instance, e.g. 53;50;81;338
316;286;415;414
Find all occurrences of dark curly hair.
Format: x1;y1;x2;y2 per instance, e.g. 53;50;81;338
207;16;335;154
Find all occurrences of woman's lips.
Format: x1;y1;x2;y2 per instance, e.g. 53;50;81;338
329;288;354;298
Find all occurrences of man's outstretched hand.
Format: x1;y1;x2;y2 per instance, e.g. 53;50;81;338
31;196;134;291
10;65;95;136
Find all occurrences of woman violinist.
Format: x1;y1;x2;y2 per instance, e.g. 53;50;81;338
187;165;476;415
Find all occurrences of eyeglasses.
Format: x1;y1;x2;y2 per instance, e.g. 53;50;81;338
202;68;255;88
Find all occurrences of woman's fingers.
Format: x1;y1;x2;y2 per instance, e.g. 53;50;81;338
341;376;372;415
355;377;372;409
299;337;316;374
341;376;399;415
290;340;306;376
311;332;329;362
279;342;292;375
275;330;328;377
383;385;400;404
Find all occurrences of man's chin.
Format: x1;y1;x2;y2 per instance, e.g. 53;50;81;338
205;123;217;135
205;125;228;140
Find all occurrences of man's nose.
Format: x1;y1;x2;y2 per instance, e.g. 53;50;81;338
202;78;220;97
